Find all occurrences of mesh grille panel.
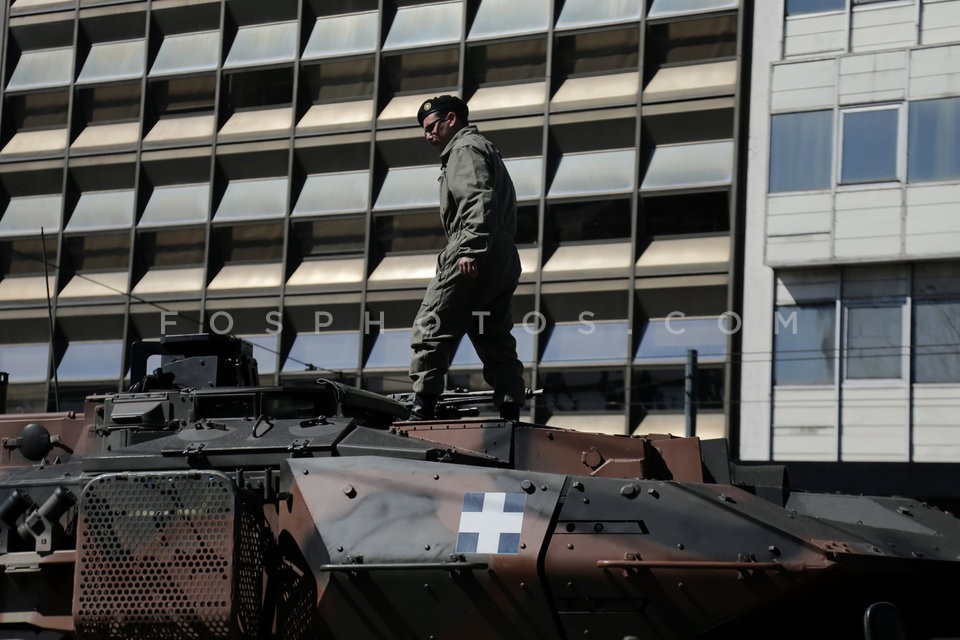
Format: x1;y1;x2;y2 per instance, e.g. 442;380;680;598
236;505;265;637
74;472;238;640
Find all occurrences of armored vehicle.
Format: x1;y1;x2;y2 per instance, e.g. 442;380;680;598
0;334;958;640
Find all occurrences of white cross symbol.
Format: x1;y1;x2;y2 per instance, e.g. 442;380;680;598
457;492;524;554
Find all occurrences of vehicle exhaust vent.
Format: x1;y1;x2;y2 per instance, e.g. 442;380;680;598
73;471;258;640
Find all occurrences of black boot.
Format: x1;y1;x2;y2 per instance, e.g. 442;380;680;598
409;393;437;420
499;402;521;421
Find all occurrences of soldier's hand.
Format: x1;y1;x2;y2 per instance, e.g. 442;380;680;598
458;257;478;279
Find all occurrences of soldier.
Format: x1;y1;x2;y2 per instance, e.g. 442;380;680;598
408;95;525;421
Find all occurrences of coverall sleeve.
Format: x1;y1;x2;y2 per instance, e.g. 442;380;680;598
446;145;497;259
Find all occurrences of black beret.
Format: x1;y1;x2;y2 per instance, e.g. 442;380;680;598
417;95;468;127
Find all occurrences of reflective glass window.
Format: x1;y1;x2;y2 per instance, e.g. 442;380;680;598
846;305;902;380
365;330;412;369
549;149;636;198
841;108;898;184
302;12;378;60
504;158;543;202
214;178;288;222
58;340;123;381
635;317;728;364
293;172;369;216
773;305;835;385
67;191;135;231
556;0;641;30
908;97;960;183
240;335;278;375
283;331;360;373
469;0;550;40
642;141;733;191
77;40;146;84
769;110;832;193
224;22;298;68
451;327;536;367
150;31;219;77
785;0;845;15
0;343;50;383
0;195;62;236
382;2;463;51
374;166;441;211
140;184;211;227
914;300;960;383
541;321;629;365
7;48;73;91
647;0;739;20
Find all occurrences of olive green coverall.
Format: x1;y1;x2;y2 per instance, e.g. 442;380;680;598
409;125;526;406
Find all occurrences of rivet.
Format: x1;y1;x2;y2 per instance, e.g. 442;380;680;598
303;469;309;475
620;484;638;499
768;545;780;556
343;484;356;498
520;582;527;590
567;543;574;550
425;544;431;550
648;488;659;499
678;582;685;590
676;543;684;550
520;542;526;549
541;485;548;491
433;474;440;480
337;546;343;552
582;497;590;504
521;479;535;493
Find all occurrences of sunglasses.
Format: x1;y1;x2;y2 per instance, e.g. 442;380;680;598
423;113;449;136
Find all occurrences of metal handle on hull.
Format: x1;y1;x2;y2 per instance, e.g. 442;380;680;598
320;561;489;572
597;559;823;572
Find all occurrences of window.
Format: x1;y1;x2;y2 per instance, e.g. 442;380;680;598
774;305;836;385
541;321;629;365
540;369;625;412
908;97;960;183
633;367;725;412
785;0;845;16
845;305;903;380
635;317;728;364
840;107;899;184
775;266;960;386
913;300;960;383
769;111;832;192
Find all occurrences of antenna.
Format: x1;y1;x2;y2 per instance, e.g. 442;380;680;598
40;228;60;412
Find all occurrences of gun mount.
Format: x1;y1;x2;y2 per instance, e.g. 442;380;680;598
0;333;958;640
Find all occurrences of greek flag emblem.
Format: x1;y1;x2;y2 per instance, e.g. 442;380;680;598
456;492;525;554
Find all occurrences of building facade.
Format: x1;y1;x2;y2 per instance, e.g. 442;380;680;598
743;0;960;499
0;0;748;437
